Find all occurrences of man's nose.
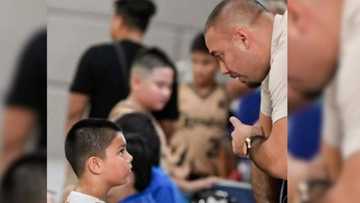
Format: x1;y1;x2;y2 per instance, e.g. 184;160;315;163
219;62;229;75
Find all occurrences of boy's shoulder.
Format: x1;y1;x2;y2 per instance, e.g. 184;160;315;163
109;100;146;121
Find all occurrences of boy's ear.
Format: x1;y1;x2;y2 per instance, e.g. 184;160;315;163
87;156;103;175
130;73;143;91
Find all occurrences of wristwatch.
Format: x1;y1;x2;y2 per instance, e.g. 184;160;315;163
244;137;252;157
243;127;264;157
298;179;332;203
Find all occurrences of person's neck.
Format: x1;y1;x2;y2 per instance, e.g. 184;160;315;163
126;94;148;113
118;184;138;201
76;177;110;201
193;81;216;97
116;31;143;44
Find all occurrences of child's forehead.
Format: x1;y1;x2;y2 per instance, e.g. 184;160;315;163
114;132;126;144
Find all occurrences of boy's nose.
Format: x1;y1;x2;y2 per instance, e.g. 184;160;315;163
126;152;133;162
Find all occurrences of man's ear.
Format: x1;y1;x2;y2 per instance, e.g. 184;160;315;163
87;156;103;175
232;26;251;50
288;0;309;33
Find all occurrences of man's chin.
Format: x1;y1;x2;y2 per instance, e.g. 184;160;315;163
290;82;324;101
244;81;262;89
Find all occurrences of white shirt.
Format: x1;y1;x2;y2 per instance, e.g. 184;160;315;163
323;0;360;159
260;12;288;123
66;191;106;203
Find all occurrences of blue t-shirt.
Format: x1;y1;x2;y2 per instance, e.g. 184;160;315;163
121;167;186;203
236;89;261;125
121;193;156;203
288;101;322;160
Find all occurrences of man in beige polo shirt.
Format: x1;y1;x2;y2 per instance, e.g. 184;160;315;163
288;0;360;202
205;0;287;202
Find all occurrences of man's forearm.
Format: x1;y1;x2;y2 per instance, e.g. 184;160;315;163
65;114;82;134
321;152;360;203
251;162;281;203
249;118;287;179
1;107;35;173
65;93;89;134
250;133;287;179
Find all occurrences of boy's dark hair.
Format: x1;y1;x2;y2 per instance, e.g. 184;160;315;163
0;153;46;203
191;32;209;53
114;0;156;32
125;133;152;191
131;47;176;77
114;113;160;166
65;118;121;177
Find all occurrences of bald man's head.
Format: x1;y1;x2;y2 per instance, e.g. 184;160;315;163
205;0;267;32
204;0;274;88
288;0;342;103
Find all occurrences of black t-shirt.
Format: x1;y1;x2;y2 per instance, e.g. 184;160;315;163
6;29;47;149
70;40;179;120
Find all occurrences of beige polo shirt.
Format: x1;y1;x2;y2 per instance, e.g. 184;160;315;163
322;0;360;159
260;12;288;123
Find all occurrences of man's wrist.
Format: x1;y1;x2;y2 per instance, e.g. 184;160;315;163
298;179;332;203
243;126;265;156
250;126;264;138
242;137;262;158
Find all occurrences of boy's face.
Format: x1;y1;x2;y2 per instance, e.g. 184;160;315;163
136;67;174;111
102;132;133;186
191;51;218;86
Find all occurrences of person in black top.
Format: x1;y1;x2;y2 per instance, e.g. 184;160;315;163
0;29;46;174
66;0;179;137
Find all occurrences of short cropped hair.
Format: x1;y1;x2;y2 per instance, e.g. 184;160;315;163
65;118;121;177
114;113;161;166
114;0;156;32
205;0;267;32
131;47;174;78
0;153;46;203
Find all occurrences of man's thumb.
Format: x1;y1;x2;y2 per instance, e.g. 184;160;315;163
229;116;242;128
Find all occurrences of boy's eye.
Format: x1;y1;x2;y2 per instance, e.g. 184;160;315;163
118;148;125;154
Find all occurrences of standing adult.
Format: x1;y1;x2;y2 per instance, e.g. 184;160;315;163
288;0;360;202
205;0;287;202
